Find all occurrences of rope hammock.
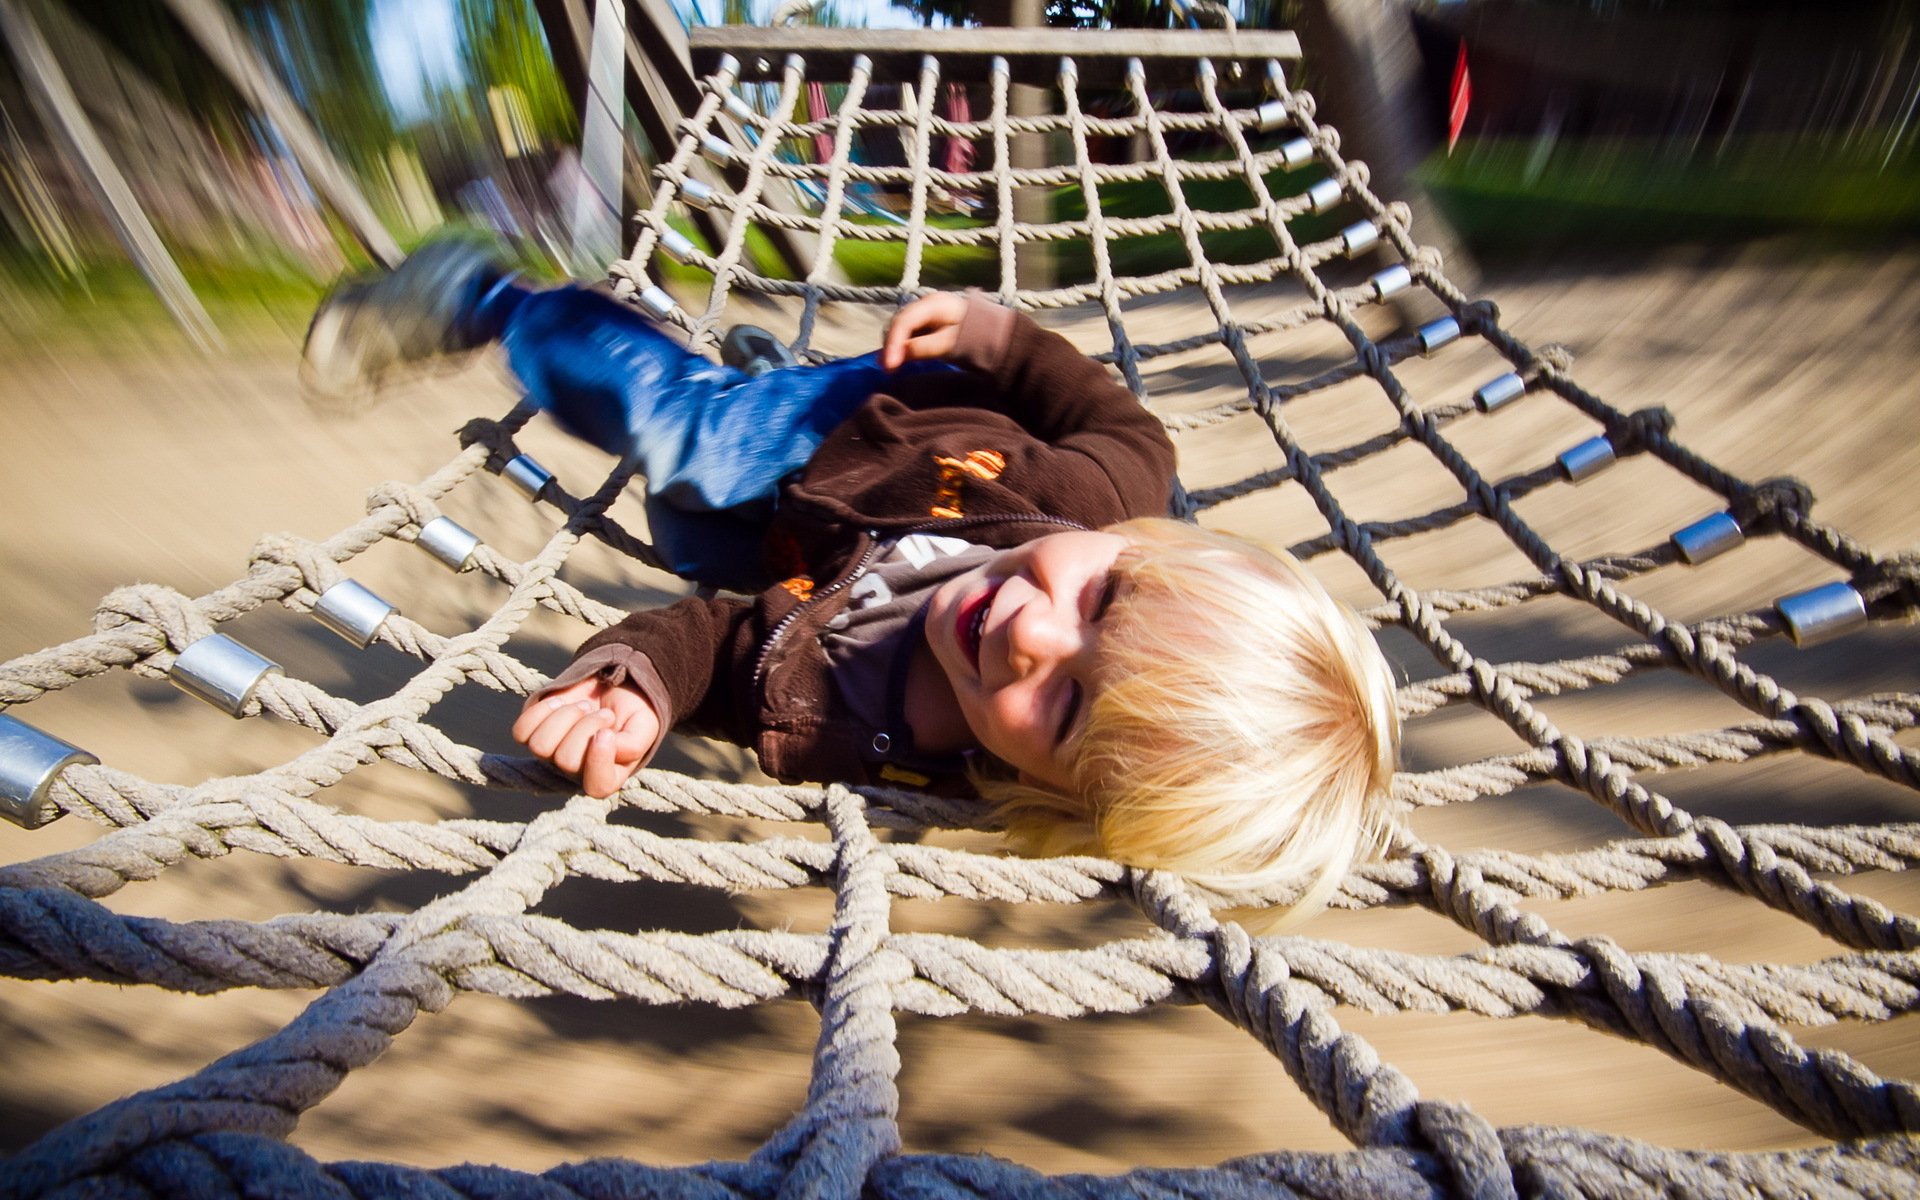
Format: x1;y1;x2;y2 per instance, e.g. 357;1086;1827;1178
6;30;1920;1198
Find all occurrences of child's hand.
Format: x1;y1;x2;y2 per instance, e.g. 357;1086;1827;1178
881;292;969;370
512;676;660;798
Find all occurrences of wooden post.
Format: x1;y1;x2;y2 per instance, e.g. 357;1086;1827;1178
0;0;220;349
535;0;813;280
569;0;626;268
977;0;1053;292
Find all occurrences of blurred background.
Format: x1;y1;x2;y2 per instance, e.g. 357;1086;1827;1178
3;0;1920;1180
3;0;1913;329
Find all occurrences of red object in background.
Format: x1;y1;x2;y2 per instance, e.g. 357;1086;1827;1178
1448;40;1471;153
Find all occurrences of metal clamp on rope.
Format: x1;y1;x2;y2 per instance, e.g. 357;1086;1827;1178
1416;317;1460;356
312;579;398;648
501;454;555;502
1473;372;1526;414
657;228;698;265
0;715;95;829
1671;512;1744;565
1255;98;1290;132
1278;137;1313;169
677;178;716;209
1339;221;1379;258
1776;581;1867;646
723;93;757;125
1367;264;1411;300
1305;177;1344;215
1557;435;1616;484
637;285;678;321
169;634;281;717
416;516;480;572
699;133;734;164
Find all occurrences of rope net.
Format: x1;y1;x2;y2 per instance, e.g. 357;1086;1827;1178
5;41;1920;1199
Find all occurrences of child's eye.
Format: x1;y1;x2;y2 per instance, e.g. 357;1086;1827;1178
1090;570;1121;623
1055;680;1084;747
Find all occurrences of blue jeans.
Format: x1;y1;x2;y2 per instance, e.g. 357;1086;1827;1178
464;280;943;592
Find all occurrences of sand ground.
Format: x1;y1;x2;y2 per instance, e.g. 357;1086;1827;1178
2;242;1919;1174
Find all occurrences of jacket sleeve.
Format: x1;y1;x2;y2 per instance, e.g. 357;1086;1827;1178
946;294;1176;519
568;594;759;747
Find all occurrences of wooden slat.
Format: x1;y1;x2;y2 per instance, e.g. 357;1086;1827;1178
690;26;1300;86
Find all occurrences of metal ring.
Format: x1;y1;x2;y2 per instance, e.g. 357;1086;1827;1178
638;285;677;321
678;178;716;209
1306;177;1343;215
1339;221;1379;258
312;579;398;648
1473;372;1526;413
0;715;94;829
417;516;480;572
1671;512;1744;565
169;634;281;717
1417;316;1461;356
502;454;555;502
1256;99;1290;132
1367;264;1411;300
1557;436;1616;484
1776;581;1867;647
658;228;698;264
1278;137;1313;169
699;133;734;163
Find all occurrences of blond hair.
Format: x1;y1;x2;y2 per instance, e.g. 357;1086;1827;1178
979;518;1400;928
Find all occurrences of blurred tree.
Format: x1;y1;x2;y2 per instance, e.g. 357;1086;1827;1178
244;0;396;170
51;0;397;169
458;0;575;143
54;0;248;134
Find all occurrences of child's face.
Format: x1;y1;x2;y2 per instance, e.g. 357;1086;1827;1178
923;530;1127;789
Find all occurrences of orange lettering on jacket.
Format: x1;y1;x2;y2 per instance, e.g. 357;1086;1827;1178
929;449;1007;519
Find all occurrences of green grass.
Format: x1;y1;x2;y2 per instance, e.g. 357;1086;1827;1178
819;166;1330;289
0;247;329;352
1419;134;1920;253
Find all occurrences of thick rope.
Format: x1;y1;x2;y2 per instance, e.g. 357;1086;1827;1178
3;46;1918;1200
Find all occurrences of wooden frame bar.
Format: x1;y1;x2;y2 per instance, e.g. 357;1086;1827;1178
690;26;1301;87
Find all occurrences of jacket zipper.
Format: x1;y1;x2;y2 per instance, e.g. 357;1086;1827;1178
749;512;1088;695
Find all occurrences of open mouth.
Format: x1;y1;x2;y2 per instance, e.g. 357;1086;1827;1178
956;579;1002;671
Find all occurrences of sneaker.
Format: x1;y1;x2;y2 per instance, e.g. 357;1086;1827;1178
719;324;797;378
301;236;508;414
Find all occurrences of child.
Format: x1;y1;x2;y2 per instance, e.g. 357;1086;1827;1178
306;242;1400;919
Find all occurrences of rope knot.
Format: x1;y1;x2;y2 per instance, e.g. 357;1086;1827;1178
457;417;518;468
365;482;441;530
1535;344;1575;376
1458;299;1501;334
92;584;213;667
1609;406;1674;454
1856;553;1920;612
1730;476;1815;533
248;533;341;599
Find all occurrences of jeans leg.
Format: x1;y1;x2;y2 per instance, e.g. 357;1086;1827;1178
479;284;957;587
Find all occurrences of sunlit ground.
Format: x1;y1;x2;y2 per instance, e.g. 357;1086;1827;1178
2;237;1918;1173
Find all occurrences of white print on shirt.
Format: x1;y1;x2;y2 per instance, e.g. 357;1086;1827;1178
847;534;976;612
848;572;893;610
896;534;973;569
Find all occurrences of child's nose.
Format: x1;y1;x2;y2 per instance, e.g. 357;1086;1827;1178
1007;597;1084;676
